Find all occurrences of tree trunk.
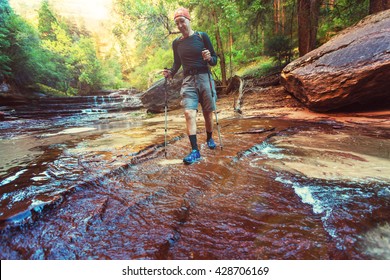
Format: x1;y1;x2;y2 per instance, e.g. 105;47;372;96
229;28;233;79
297;0;322;56
309;0;321;52
274;0;280;34
211;9;227;88
281;0;286;34
369;0;390;14
273;0;288;35
298;0;310;56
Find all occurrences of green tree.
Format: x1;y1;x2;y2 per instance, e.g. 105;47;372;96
318;0;369;45
113;0;175;88
3;0;375;94
1;0;49;87
264;34;292;66
72;36;104;94
100;48;126;89
236;0;269;58
0;0;13;81
38;0;58;41
36;1;111;95
191;0;241;87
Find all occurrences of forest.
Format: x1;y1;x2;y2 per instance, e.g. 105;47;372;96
0;0;388;95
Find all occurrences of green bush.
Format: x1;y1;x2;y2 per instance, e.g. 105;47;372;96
264;34;293;67
236;57;277;78
35;83;68;96
125;46;172;90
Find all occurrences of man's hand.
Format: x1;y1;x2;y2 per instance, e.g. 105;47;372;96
162;68;172;79
202;49;211;62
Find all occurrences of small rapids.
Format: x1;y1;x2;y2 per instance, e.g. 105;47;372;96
1;107;390;259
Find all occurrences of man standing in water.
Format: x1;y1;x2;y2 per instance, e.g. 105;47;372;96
163;7;218;164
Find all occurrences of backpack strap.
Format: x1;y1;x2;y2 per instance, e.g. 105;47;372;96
176;31;204;42
196;31;203;42
197;31;207;50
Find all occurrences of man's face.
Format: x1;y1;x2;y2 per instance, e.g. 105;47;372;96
175;16;191;37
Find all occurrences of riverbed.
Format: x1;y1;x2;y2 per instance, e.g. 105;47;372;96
1;89;389;259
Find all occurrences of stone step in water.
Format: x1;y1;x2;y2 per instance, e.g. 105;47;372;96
2;94;143;119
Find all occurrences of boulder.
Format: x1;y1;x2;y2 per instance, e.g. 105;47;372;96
141;71;183;113
281;9;390;112
0;82;10;93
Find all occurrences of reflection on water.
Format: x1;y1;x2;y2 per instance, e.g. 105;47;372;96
0;104;390;259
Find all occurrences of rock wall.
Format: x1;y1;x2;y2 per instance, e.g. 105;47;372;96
281;9;390;112
141;71;183;113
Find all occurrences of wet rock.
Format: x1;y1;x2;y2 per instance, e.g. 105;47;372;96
0;94;143;119
141;71;183;113
281;9;390;112
0;93;31;107
0;82;10;93
362;222;390;259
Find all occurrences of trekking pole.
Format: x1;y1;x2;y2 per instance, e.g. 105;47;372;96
203;49;223;150
164;69;168;158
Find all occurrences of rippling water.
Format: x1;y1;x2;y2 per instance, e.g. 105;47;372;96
1;104;390;259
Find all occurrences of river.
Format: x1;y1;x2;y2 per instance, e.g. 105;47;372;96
0;93;389;259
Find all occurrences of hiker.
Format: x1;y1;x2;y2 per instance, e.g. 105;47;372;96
163;7;218;164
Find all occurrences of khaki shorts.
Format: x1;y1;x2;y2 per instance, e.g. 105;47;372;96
180;73;217;112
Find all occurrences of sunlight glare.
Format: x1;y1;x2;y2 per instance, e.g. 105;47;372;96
78;0;111;20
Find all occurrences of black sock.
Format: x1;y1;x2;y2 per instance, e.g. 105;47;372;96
206;131;212;141
189;135;198;150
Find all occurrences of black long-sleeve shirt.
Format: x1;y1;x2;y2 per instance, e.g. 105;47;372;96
170;31;218;77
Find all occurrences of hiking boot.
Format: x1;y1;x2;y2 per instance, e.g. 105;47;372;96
207;138;216;149
183;149;201;164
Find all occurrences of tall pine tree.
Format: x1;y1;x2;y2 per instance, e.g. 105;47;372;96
0;0;12;81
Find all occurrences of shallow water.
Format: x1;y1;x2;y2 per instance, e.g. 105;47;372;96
0;102;390;259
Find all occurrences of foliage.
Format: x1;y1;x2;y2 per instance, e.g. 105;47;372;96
34;83;67;97
38;3;106;94
111;0;371;87
37;0;57;41
317;0;369;44
0;0;13;80
100;50;128;89
1;0;124;95
0;2;60;87
113;0;176;89
128;46;173;89
235;57;276;78
264;34;293;66
2;0;374;93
